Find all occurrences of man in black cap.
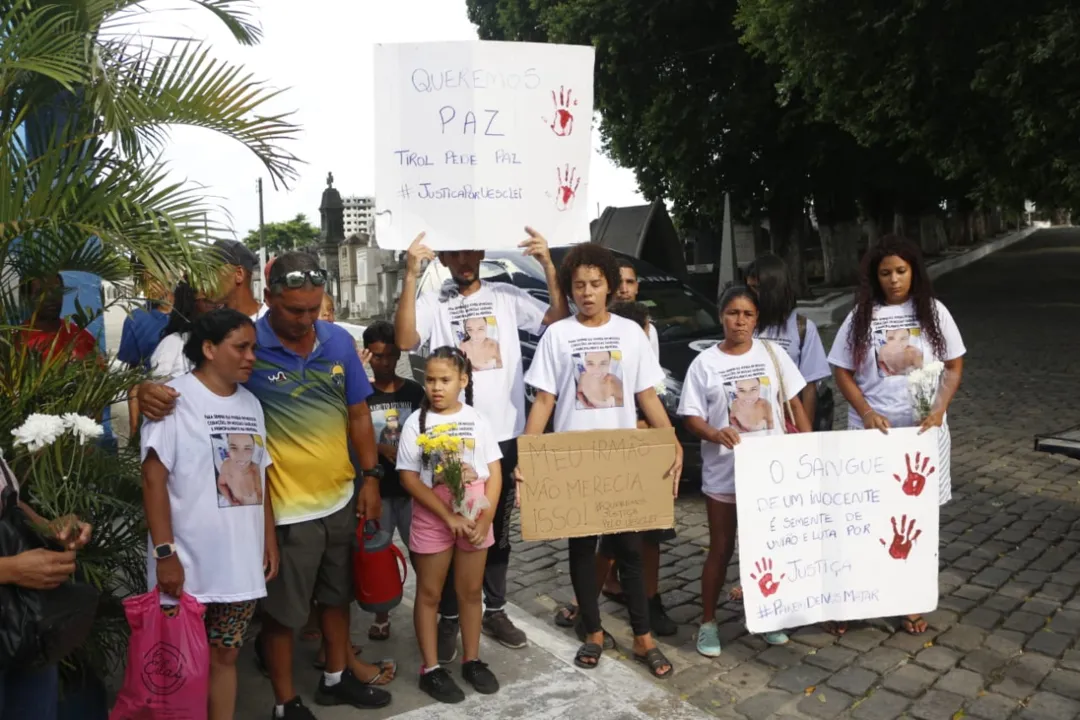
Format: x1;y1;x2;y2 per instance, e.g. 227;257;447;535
215;239;267;321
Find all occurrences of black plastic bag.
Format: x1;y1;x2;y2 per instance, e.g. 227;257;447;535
0;485;100;672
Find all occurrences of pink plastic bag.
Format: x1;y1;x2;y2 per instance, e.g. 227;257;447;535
109;589;209;720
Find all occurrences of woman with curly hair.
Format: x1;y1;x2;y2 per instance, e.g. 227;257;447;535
827;235;966;635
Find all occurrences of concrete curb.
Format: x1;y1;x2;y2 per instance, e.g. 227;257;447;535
797;226;1041;328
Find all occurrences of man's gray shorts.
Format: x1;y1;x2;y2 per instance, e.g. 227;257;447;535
263;501;356;629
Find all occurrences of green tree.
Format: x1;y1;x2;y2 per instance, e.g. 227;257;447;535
0;0;299;684
243;213;320;254
735;0;1068;208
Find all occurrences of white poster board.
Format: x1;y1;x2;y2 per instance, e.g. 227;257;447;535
734;427;940;633
374;41;595;251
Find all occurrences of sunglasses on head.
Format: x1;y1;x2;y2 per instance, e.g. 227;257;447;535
269;269;328;289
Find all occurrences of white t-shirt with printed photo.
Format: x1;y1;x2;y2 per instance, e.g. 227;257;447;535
413;282;547;442
525;313;665;433
678;340;807;496
827;299;965;429
396;404;503;489
141;372;272;604
755;312;831;384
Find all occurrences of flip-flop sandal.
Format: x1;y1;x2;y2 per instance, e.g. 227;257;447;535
902;615;928;635
368;621;390;641
601;589;628;606
823;621;848;636
312;643;364;670
574;642;603;670
554;603;578;628
574;618;617;650
634;647;674;679
358;659;397;686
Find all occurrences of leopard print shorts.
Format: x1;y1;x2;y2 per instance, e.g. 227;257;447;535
161;600;257;649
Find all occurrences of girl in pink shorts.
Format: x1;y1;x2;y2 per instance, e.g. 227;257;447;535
396;347;504;704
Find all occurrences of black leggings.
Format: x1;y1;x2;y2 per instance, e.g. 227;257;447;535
570;532;650;637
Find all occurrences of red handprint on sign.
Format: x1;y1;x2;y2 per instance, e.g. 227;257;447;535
880;515;922;559
894;452;935;497
556;165;580;211
544;86;577;137
749;557;784;597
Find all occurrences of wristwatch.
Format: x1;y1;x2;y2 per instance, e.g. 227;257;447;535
154;543;177;560
361;466;385;481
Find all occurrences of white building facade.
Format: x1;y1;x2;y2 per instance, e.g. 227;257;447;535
343;195;376;239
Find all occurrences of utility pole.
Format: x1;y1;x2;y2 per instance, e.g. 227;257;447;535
257;178;267;293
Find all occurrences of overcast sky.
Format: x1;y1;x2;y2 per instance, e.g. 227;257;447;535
151;0;645;240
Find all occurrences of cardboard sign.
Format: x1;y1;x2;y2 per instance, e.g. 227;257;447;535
517;428;677;541
735;427;940;633
374;41;595;251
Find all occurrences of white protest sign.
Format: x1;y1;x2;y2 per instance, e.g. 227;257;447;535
374;41;595;251
734;427;940;634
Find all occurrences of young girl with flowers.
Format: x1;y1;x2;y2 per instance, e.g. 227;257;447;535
396;346;502;704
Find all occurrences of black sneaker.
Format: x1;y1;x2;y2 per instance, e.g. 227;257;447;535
419;666;465;704
462;659;500;694
649;594;678;637
314;668;392;709
271;696;316;720
438;616;459;664
482;610;528;649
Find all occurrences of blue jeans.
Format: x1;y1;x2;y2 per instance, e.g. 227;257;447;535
0;664;59;720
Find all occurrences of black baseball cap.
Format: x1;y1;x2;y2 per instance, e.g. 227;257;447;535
213;239;259;273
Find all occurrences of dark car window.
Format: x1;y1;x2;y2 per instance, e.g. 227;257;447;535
638;284;720;339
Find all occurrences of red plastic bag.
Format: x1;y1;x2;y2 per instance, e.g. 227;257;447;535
109;589;209;720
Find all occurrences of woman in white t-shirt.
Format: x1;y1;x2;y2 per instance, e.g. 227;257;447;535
745;254;831;423
522;244;682;678
678;286;812;658
141;308;276;720
827;235;965;636
150;279;224;379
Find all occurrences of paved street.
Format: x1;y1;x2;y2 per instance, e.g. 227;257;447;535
502;227;1080;719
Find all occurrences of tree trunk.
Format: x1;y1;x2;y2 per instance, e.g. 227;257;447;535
918;214;948;256
818;221;862;286
768;197;810;297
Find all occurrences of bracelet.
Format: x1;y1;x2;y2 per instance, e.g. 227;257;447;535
861;409;875;419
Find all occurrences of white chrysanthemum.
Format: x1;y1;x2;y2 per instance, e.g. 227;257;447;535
62;413;104;444
11;414;66;452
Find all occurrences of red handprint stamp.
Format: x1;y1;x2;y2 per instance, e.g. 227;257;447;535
880;515;922;560
555;165;580;211
749;557;784;597
894;452;935;497
544;86;577;137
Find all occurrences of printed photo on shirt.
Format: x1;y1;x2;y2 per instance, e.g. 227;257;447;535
573;349;625;410
212;432;265;508
421;421;479;488
719;363;775;433
451;315;503;371
372;405;417;449
872;315;924;377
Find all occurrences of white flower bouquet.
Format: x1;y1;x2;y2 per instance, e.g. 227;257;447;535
907;361;945;422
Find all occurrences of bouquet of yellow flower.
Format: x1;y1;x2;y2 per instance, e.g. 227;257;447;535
416;426;489;524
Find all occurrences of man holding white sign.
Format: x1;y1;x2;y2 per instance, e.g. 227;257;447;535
395;229;569;660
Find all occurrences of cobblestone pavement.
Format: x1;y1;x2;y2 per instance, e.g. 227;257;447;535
503;227;1080;720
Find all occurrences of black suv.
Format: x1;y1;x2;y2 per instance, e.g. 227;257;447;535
409;248;723;486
